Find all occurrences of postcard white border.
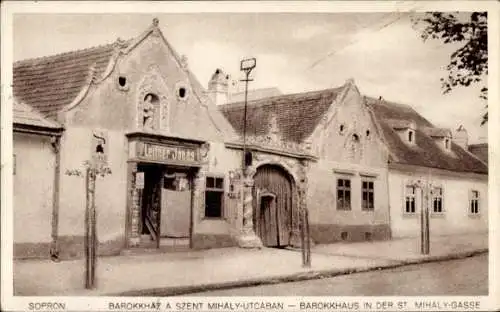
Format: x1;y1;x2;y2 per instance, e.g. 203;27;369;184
1;1;499;311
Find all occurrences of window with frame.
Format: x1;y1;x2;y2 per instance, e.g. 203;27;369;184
432;187;444;213
205;176;224;218
405;185;416;214
470;190;480;215
361;180;374;210
337;178;351;210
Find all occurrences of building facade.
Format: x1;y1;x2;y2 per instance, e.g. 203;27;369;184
12;19;488;260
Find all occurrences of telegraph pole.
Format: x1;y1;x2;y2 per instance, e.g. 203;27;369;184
85;166;97;289
417;179;430;255
414;179;430;255
85;131;110;289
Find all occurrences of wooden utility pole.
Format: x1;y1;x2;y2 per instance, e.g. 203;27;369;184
419;181;430;255
85;167;97;289
303;209;311;267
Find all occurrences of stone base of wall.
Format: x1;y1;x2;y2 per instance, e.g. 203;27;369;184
14;235;126;260
310;224;391;244
191;234;237;249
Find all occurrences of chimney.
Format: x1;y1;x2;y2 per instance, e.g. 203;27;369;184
453;125;468;149
207;68;230;105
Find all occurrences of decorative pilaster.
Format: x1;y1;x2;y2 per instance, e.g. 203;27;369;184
128;162;140;247
193;165;207;225
237;167;263;248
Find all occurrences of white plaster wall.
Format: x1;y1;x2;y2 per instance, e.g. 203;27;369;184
194;142;242;236
389;169;488;238
94;130;128;242
58;127;92;237
58;127;128;242
308;159;389;226
13;133;55;243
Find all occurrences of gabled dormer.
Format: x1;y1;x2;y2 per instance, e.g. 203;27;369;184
422;127;453;152
387;119;417;146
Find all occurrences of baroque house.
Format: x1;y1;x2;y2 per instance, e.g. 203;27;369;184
12;19;488;259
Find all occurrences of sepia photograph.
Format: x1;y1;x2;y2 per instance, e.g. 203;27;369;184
1;1;498;311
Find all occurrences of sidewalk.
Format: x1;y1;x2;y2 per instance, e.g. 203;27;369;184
13;233;488;296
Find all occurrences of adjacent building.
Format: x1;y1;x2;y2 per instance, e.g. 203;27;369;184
12;19;488;259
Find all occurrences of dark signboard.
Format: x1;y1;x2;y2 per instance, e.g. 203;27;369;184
136;142;200;164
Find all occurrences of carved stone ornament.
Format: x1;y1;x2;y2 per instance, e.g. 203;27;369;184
180;55;189;70
244;135;306;154
113;37;129;50
248;153;299;185
136;67;170;131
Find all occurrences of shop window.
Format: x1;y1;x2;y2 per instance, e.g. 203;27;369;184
404;185;416;214
432;187;444;213
163;173;190;191
361;180;374;210
336;178;351;210
205;176;224;218
469;190;480;215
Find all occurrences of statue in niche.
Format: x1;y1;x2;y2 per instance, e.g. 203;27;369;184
142;94;156;129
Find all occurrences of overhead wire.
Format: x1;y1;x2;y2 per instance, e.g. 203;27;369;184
306;11;413;72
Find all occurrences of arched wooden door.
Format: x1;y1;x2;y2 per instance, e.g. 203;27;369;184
253;165;294;247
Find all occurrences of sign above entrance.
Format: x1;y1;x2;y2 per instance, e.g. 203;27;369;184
136;142;200;164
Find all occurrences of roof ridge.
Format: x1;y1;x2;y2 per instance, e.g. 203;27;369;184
13;40;122;67
365;95;417;110
231;86;281;95
221;86;343;110
469;142;488;147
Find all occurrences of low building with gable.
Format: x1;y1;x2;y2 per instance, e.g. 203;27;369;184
365;98;488;238
11;19;488;260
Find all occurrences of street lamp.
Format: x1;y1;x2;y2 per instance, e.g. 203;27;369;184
237;57;262;249
240;57;256;171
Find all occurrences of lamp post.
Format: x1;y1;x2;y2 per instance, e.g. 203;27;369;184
237;57;262;248
240;57;256;171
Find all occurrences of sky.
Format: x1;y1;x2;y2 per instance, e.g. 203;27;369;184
13;12;488;143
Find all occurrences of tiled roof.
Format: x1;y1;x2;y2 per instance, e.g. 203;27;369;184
13;43;118;119
468;143;488;165
219;87;343;143
229;87;283;103
13;100;62;130
366;97;488;174
386;119;416;130
421;126;452;138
